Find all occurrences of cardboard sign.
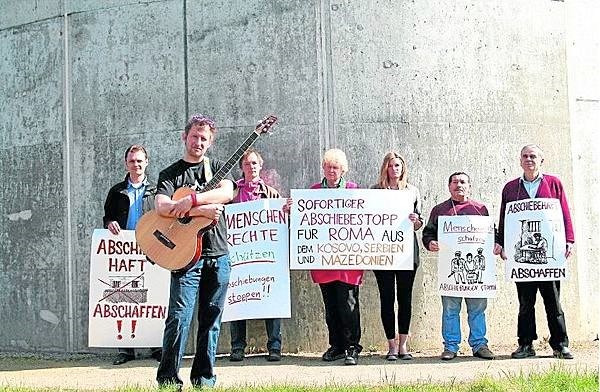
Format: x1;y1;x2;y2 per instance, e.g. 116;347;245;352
88;229;170;347
437;215;497;298
504;198;567;282
290;189;414;270
222;198;291;322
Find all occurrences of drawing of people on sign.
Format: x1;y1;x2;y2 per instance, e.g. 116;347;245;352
464;253;478;284
449;251;465;284
474;248;485;284
513;219;555;265
427;214;497;299
501;198;567;282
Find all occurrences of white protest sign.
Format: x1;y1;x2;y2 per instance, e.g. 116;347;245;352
290;188;414;270
504;198;567;282
222;198;291;322
437;215;497;298
88;229;170;347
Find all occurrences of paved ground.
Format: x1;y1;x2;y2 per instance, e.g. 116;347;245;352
0;343;598;390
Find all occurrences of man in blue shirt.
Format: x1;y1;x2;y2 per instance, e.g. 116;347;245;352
102;144;161;365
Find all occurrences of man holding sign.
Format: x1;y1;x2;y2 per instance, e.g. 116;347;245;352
102;144;162;365
423;172;496;361
496;144;575;360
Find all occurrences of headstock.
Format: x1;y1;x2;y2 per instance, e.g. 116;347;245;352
255;115;278;135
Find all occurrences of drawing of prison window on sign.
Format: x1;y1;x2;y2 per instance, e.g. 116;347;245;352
222;198;291;323
504;198;567;282
289;188;414;271
437;215;497;298
88;229;170;347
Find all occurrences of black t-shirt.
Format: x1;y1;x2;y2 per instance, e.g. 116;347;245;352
156;158;234;257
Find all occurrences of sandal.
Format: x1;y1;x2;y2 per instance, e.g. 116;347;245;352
385;352;398;361
398;353;413;360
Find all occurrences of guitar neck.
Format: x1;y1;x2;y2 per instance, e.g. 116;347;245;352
202;131;260;192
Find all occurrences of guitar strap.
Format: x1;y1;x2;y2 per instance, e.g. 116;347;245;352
203;157;213;184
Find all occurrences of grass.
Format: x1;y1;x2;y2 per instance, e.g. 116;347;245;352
0;367;597;391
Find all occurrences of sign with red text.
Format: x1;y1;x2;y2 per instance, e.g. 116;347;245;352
290;189;413;270
504;198;567;282
437;216;497;298
222;198;291;322
88;229;170;347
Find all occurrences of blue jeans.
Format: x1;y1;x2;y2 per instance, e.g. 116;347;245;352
441;296;488;353
230;319;282;352
156;254;231;387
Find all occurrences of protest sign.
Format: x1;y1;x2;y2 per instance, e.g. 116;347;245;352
88;229;170;347
290;188;413;270
222;198;290;322
504;198;567;282
437;215;497;298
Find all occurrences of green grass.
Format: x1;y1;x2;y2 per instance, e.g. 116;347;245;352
0;367;598;391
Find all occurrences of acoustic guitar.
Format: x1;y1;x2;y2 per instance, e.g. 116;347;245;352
135;115;277;271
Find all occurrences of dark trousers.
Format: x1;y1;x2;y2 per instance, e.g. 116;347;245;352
515;280;569;350
373;269;416;338
319;281;362;352
230;318;282;352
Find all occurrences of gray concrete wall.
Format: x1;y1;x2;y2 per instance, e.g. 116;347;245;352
0;0;597;355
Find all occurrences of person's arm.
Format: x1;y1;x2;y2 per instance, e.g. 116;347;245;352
158;179;235;219
422;206;439;251
555;178;575;258
494;186;509;258
103;186;121;235
410;186;424;231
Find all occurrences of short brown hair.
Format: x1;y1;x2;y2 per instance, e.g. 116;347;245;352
124;144;148;160
184;114;216;135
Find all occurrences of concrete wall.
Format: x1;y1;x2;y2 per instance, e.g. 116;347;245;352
0;0;597;354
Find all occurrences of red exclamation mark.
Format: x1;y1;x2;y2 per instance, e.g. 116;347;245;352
116;320;123;340
131;320;137;339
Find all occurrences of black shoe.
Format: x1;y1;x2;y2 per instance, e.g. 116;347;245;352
511;344;536;359
322;346;346;361
440;349;456;360
230;349;245;362
151;349;162;362
267;350;282;362
553;347;574;359
344;346;359;365
473;345;495;360
112;353;135;365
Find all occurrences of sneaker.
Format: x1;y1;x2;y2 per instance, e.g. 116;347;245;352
553;347;574;359
511;344;536;359
440;349;456;360
266;350;282;362
344;346;359;365
473;345;495;360
322;346;346;361
229;350;245;362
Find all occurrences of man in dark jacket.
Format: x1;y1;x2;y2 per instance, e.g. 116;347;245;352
102;144;161;365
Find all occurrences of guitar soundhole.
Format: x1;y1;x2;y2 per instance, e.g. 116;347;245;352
178;216;192;224
153;230;176;249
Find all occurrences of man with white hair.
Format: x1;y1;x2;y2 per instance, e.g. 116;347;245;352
495;144;575;360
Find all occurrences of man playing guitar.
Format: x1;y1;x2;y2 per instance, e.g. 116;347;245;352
155;114;236;389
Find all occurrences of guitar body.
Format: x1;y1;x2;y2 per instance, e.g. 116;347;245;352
135;114;278;271
135;187;213;271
